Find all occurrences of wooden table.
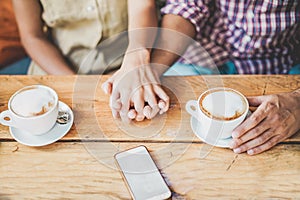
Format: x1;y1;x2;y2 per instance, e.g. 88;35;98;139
1;75;299;199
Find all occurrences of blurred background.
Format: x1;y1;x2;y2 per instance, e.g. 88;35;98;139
0;0;30;74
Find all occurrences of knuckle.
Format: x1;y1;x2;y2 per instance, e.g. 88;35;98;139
264;102;272;112
250;114;260;123
266;101;278;113
111;90;119;98
239;144;248;152
281;110;292;121
266;140;276;149
252;147;262;155
275;126;284;135
235;131;244;138
273;94;280;104
236;138;244;145
164;96;170;102
265;102;272;111
251;128;261;137
139;86;144;93
264;130;274;139
272;113;281;121
257;136;266;144
113;82;121;91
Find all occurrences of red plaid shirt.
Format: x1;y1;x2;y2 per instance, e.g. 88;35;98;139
161;0;300;74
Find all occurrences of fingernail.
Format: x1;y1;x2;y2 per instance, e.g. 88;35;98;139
247;149;254;155
136;116;144;121
143;110;150;119
136;113;145;121
128;112;135;119
233;148;241;154
158;102;165;109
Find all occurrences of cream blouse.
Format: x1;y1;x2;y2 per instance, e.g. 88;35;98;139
28;0;128;75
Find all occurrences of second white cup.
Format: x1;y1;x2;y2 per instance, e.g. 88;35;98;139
186;87;249;140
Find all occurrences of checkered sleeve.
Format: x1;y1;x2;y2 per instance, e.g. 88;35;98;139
161;0;209;39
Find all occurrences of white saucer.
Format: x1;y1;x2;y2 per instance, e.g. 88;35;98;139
190;116;232;148
9;101;74;147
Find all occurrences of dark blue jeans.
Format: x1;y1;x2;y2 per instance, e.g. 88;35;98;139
0;57;30;75
1;58;299;75
164;62;300;75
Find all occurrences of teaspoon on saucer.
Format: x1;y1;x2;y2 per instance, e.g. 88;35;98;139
56;111;71;124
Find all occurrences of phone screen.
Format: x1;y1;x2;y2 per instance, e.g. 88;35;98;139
115;146;171;200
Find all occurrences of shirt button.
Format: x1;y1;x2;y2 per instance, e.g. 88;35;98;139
86;5;95;12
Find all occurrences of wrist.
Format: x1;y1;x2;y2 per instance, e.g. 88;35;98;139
127;42;151;52
150;63;168;78
121;47;151;70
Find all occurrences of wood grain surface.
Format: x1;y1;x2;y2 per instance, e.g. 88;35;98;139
0;75;299;141
1;142;299;199
0;75;299;199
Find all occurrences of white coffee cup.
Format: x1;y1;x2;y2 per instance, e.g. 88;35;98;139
0;85;59;135
186;87;249;140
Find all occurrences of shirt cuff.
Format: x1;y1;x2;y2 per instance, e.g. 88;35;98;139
161;1;208;38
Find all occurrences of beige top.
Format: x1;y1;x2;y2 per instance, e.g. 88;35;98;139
28;0;129;75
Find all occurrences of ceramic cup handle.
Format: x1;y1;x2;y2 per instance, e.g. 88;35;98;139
0;110;14;127
185;100;199;119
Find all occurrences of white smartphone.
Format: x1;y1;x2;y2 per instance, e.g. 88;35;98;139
114;145;171;200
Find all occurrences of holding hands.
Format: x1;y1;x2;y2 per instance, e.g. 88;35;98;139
101;48;169;122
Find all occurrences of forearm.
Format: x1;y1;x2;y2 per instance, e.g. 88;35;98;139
22;36;74;75
151;14;196;77
127;0;158;51
13;0;74;75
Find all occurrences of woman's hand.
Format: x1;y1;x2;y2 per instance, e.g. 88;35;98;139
230;89;300;155
101;48;169;122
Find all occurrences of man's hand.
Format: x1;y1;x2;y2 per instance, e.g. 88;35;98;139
101;48;169;122
230;89;300;155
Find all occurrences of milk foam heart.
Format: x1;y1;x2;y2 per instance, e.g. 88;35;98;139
200;90;246;120
11;88;55;117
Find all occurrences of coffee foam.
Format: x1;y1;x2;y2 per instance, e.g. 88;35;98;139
200;90;246;120
11;88;55;117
